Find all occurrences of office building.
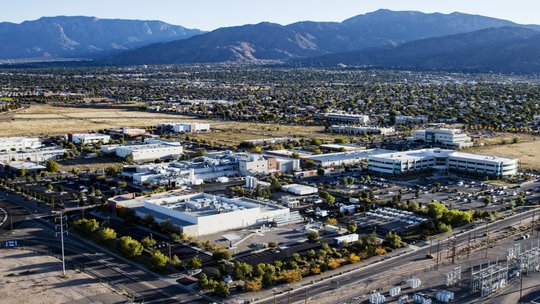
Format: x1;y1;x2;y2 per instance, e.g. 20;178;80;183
331;125;395;135
70;133;111;145
0;137;42;151
413;128;473;149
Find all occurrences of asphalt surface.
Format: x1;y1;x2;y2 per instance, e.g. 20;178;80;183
0;190;210;304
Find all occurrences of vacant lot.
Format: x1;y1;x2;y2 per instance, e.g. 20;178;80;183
467;138;540;171
0;249;127;304
0;104;198;136
0;104;347;146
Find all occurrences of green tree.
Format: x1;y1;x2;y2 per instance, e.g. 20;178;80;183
307;230;319;242
188;257;202;269
212;249;233;261
427;202;447;220
150;250;169;268
198;273;209;289
98;227;117;241
141;236;157;248
212;281;230;298
383;231;403;249
170;255;182;268
46;160;60;173
118;236;143;257
74;218;99;233
233;262;253;280
347;221;358;233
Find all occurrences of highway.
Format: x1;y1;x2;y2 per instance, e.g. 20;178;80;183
0;190;210;304
254;207;539;304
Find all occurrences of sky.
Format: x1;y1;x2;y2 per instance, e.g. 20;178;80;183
1;0;539;30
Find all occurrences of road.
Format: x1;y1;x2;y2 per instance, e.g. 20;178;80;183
0;190;210;304
253;207;539;304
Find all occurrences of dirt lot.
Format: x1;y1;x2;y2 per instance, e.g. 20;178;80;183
0;104;346;145
0;249;127;304
467;139;540;171
0;104;197;136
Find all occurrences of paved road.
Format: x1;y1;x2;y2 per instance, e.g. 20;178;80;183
0;190;210;304
253;207;540;304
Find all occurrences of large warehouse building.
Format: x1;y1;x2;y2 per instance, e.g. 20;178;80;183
110;191;290;236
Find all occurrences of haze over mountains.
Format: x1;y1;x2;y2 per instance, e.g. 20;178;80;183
0;16;203;59
1;9;540;72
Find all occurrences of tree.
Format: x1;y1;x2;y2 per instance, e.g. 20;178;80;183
74;218;99;233
212;249;233;261
427;202;447;220
151;250;169;268
46;183;53;191
98;227;117;241
244;278;262;292
326;218;338;225
307;230;319;242
348;253;361;264
212;281;230;298
347;221;358;233
118;236;143;257
142;214;155;226
188;257;202;269
46;160;59;173
141;236;157;248
170;255;182;268
383;231;403;249
233;262;253;280
281;269;302;283
198;273;209;289
327;258;341;270
317;168;325;176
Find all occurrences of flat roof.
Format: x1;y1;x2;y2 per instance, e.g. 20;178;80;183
370;149;454;161
305;149;393;163
266;149;313;156
320;144;366;151
449;151;517;162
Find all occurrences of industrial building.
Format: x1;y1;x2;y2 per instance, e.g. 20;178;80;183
0;147;66;163
109;191;290;236
266;149;313;158
122;151;298;186
368;148;518;177
157;122;210;133
70;133;111;145
412;128;473;149
102;140;183;162
331;125;395;135
319;112;370;124
0;137;42;152
304;149;393;168
320;144;366;152
241;137;293;146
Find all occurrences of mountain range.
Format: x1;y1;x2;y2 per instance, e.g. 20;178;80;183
1;10;540;73
0;16;203;59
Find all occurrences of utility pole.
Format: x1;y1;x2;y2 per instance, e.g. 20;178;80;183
429;238;433;256
55;212;68;278
436;239;441;269
519;269;523;304
168;242;172;261
467;232;471;259
305;288;308;304
485;222;489;259
532;210;536;236
9;208;13;231
451;237;457;264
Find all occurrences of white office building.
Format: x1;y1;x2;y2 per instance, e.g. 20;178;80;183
112;140;183;162
395;115;428;125
0;147;66;163
304;149;393;168
368;148;518;177
331;125;395;135
237;153;269;175
0;137;42;152
321;113;370;124
110;191;290;236
70;133;111;145
158;122;210;133
413;128;473;149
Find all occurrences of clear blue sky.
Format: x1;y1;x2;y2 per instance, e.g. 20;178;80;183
2;0;539;30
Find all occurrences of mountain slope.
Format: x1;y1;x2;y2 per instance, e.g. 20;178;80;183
0;16;203;59
301;27;540;73
107;9;531;65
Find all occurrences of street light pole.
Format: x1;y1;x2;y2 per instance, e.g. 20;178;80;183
55;212;68;278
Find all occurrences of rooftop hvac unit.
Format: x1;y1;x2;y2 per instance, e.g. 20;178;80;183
436;290;454;303
369;293;385;304
389;286;401;297
408;278;422;289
